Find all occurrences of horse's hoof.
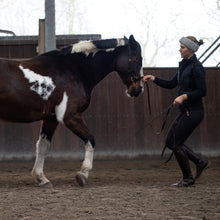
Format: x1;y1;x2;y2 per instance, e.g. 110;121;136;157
76;173;87;187
39;181;53;188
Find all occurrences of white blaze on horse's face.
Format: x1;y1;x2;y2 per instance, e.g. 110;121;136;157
19;65;56;100
55;92;68;124
140;67;144;93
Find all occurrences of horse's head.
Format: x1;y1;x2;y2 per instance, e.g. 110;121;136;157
115;35;144;97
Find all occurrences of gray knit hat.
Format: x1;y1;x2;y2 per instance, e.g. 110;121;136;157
179;37;199;52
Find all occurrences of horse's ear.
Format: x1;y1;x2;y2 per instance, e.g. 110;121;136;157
129;35;137;49
123;36;129;44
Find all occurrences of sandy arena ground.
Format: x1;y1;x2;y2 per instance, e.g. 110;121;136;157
0;158;219;220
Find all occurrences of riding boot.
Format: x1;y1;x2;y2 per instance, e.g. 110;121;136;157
172;146;194;187
183;145;209;179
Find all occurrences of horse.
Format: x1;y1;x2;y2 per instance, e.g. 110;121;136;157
0;35;143;187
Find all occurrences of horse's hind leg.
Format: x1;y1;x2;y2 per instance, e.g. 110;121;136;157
65;113;95;187
31;119;58;187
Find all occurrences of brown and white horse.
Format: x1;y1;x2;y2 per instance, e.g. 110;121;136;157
0;35;143;187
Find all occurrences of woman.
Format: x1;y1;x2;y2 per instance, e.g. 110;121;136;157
143;36;209;187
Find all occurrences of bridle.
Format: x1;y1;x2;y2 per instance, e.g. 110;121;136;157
127;45;145;84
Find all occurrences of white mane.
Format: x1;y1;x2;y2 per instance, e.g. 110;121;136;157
71;38;127;56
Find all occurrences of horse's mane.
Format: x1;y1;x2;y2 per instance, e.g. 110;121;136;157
39;37;129;57
70;37;129;55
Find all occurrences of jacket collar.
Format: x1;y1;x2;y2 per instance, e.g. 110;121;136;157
179;54;197;73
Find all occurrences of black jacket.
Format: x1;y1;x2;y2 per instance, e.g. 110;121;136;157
154;55;206;109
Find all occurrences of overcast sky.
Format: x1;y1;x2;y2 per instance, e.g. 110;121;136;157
0;0;219;67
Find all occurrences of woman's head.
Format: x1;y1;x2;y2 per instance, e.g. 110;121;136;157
179;36;204;59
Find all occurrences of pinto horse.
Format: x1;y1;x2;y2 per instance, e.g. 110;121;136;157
0;35;143;187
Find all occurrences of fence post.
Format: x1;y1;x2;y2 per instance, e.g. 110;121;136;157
38;19;45;54
45;0;56;52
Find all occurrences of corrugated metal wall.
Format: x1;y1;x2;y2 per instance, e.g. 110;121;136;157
0;36;219;159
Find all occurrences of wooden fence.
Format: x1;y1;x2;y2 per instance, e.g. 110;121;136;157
0;36;219;159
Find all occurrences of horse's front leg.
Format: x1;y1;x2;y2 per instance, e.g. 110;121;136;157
76;140;94;186
65;113;95;187
31;119;58;187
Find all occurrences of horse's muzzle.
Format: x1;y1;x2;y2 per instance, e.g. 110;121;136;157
127;83;143;97
130;86;143;97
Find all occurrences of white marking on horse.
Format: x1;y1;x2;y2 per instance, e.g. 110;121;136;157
71;41;97;56
19;65;56;100
106;48;115;52
140;67;144;77
116;38;126;47
80;141;94;178
105;39;126;53
140;67;144;93
31;134;50;185
71;38;127;56
55;92;68;123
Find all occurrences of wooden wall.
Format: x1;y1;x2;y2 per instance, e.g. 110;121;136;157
0;34;101;58
0;36;219;159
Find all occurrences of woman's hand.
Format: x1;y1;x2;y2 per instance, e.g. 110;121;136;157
173;94;188;107
142;75;155;82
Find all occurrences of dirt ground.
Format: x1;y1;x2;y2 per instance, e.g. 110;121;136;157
0;158;219;220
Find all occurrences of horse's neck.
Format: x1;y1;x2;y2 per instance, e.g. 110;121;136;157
81;52;116;89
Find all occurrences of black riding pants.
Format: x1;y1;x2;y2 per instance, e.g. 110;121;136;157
165;107;204;150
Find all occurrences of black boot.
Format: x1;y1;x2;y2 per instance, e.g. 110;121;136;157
183;145;209;179
172;146;194;187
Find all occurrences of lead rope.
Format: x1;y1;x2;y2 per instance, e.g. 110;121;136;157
144;80;175;162
144;78;173;135
145;81;152;117
160;104;175;163
120;78;175;161
160;104;173;133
